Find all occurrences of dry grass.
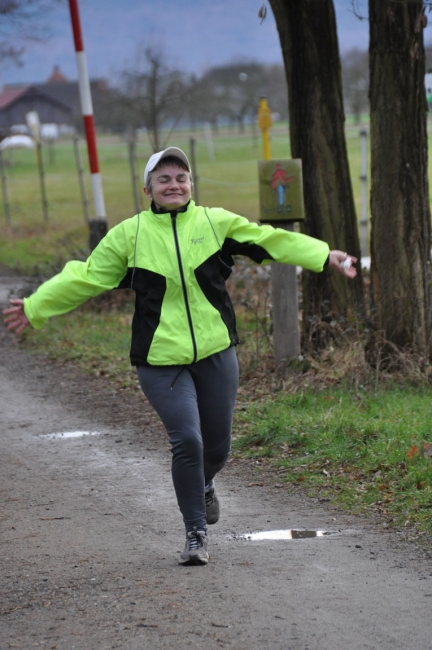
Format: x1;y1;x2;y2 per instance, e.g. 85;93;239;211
226;258;432;401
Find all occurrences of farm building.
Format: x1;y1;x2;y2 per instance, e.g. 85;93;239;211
37;65;108;124
0;85;72;132
0;66;108;134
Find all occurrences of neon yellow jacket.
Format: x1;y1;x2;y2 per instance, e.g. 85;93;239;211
24;201;329;366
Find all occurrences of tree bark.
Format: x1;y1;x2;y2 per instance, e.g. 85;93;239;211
369;0;431;357
268;0;365;345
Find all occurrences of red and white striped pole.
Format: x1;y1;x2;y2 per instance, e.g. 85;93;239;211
68;0;107;248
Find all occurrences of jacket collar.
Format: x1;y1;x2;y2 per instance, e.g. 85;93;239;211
150;200;191;215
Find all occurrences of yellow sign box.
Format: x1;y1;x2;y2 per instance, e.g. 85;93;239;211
258;159;305;223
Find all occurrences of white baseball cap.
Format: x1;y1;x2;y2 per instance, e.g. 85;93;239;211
143;147;191;185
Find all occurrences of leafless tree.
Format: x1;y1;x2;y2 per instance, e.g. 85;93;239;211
0;0;60;66
194;62;288;132
96;57;288;139
118;48;189;152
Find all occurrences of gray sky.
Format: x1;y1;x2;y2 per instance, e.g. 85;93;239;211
0;0;386;87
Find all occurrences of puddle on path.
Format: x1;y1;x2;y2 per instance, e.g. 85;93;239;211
240;529;334;541
38;431;102;440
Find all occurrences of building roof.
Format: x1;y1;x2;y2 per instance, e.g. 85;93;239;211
2;73;108;116
0;87;29;110
0;85;72;116
47;65;68;84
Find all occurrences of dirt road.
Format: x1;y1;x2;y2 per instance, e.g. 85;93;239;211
1;277;432;649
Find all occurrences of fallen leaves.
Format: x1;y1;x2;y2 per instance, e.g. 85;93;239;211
406;442;432;460
406;444;419;459
377;484;391;493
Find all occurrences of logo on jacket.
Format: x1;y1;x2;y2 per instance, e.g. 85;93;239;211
191;237;205;245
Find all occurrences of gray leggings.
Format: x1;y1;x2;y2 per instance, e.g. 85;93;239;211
136;347;239;533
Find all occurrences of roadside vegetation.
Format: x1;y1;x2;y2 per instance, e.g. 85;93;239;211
233;376;432;540
3;123;432;542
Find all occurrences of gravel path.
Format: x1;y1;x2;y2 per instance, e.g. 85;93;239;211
1;275;431;649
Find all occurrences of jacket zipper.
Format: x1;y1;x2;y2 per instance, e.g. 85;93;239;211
171;212;198;363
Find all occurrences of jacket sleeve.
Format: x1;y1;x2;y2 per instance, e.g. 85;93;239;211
24;222;130;329
211;209;329;273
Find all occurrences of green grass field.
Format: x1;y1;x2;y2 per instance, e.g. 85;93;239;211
1;121;370;270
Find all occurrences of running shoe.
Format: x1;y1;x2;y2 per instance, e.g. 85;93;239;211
179;528;209;565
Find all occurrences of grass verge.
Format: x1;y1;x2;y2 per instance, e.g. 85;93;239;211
233;384;432;539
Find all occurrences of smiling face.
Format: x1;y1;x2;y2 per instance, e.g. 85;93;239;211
144;162;192;210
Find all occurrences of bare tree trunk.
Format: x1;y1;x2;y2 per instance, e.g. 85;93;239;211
149;65;160;152
368;0;431;358
268;0;365;345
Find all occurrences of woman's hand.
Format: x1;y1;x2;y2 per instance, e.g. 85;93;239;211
2;299;31;335
328;250;357;279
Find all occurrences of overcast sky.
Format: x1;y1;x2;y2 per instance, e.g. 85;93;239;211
0;0;422;88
